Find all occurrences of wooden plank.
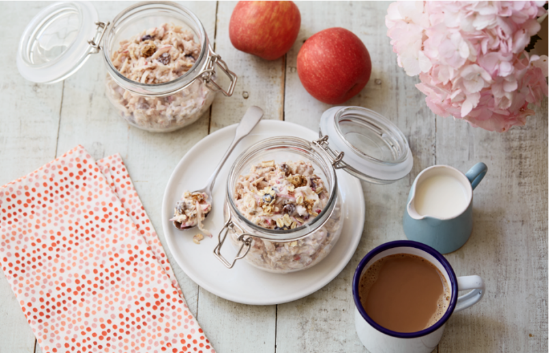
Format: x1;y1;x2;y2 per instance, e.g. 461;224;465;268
197;290;277;353
35;2;217;353
0;2;547;353
280;2;436;352
437;101;548;352
0;2;65;353
196;2;281;353
53;0;217;312
209;1;286;133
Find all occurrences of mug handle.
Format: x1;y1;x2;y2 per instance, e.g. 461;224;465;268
465;162;487;190
454;275;485;312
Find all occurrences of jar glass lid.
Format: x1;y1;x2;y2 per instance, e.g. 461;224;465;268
16;1;99;84
319;106;413;184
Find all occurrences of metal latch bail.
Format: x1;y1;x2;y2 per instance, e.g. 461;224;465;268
88;21;110;54
312;135;345;168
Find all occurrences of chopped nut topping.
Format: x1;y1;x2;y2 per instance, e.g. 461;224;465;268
141;41;157;57
304;199;315;209
287;174;305;187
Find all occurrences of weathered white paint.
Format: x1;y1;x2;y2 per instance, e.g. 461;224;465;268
0;2;546;353
0;3;64;353
209;1;286;132
197;3;282;352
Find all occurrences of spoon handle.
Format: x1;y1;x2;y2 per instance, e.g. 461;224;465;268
204;106;264;194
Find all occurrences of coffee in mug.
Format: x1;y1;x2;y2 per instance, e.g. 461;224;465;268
358;253;451;333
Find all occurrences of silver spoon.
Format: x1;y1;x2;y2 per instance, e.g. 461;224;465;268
172;106;264;230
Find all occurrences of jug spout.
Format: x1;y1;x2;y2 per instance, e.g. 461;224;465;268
406;198;424;220
406;182;425;220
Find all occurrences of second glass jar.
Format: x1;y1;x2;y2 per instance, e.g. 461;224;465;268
216;137;345;273
101;2;236;132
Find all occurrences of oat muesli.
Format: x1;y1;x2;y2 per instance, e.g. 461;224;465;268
234;160;329;229
171;191;212;237
106;23;214;131
231;160;343;272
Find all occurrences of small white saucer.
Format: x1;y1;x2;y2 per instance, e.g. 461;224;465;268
161;120;365;305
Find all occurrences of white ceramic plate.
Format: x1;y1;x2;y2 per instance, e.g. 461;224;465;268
161;120;365;305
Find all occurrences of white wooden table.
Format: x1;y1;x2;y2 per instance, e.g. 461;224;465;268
1;2;547;353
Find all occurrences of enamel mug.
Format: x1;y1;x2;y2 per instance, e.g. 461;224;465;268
403;163;487;254
353;240;485;353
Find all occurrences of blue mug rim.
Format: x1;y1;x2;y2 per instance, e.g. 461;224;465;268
352;240;458;338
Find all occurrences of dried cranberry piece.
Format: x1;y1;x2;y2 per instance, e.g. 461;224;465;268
158;53;171;65
141;34;153;41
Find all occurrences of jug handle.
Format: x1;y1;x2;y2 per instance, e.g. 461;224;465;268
465;162;487;190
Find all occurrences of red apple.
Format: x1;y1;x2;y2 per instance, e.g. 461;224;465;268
297;27;372;104
229;1;301;60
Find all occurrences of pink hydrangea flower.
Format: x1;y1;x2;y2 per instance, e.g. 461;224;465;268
386;1;548;132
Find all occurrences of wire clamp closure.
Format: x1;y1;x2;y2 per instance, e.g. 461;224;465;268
312;135;346;169
213;218;252;269
88;21;110;54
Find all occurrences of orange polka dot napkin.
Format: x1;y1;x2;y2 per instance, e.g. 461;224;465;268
0;146;213;353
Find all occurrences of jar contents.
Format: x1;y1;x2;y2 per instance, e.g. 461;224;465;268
110;23;200;83
106;23;214;131
234;160;329;229
231;201;342;273
171;191;212;237
231;160;341;273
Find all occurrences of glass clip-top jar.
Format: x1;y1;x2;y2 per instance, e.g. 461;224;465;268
17;1;237;132
214;106;414;273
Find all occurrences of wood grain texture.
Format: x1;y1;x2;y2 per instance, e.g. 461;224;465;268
437;100;548;353
209;1;286;133
280;3;435;352
0;3;65;353
50;1;217;326
196;2;281;352
0;2;547;353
